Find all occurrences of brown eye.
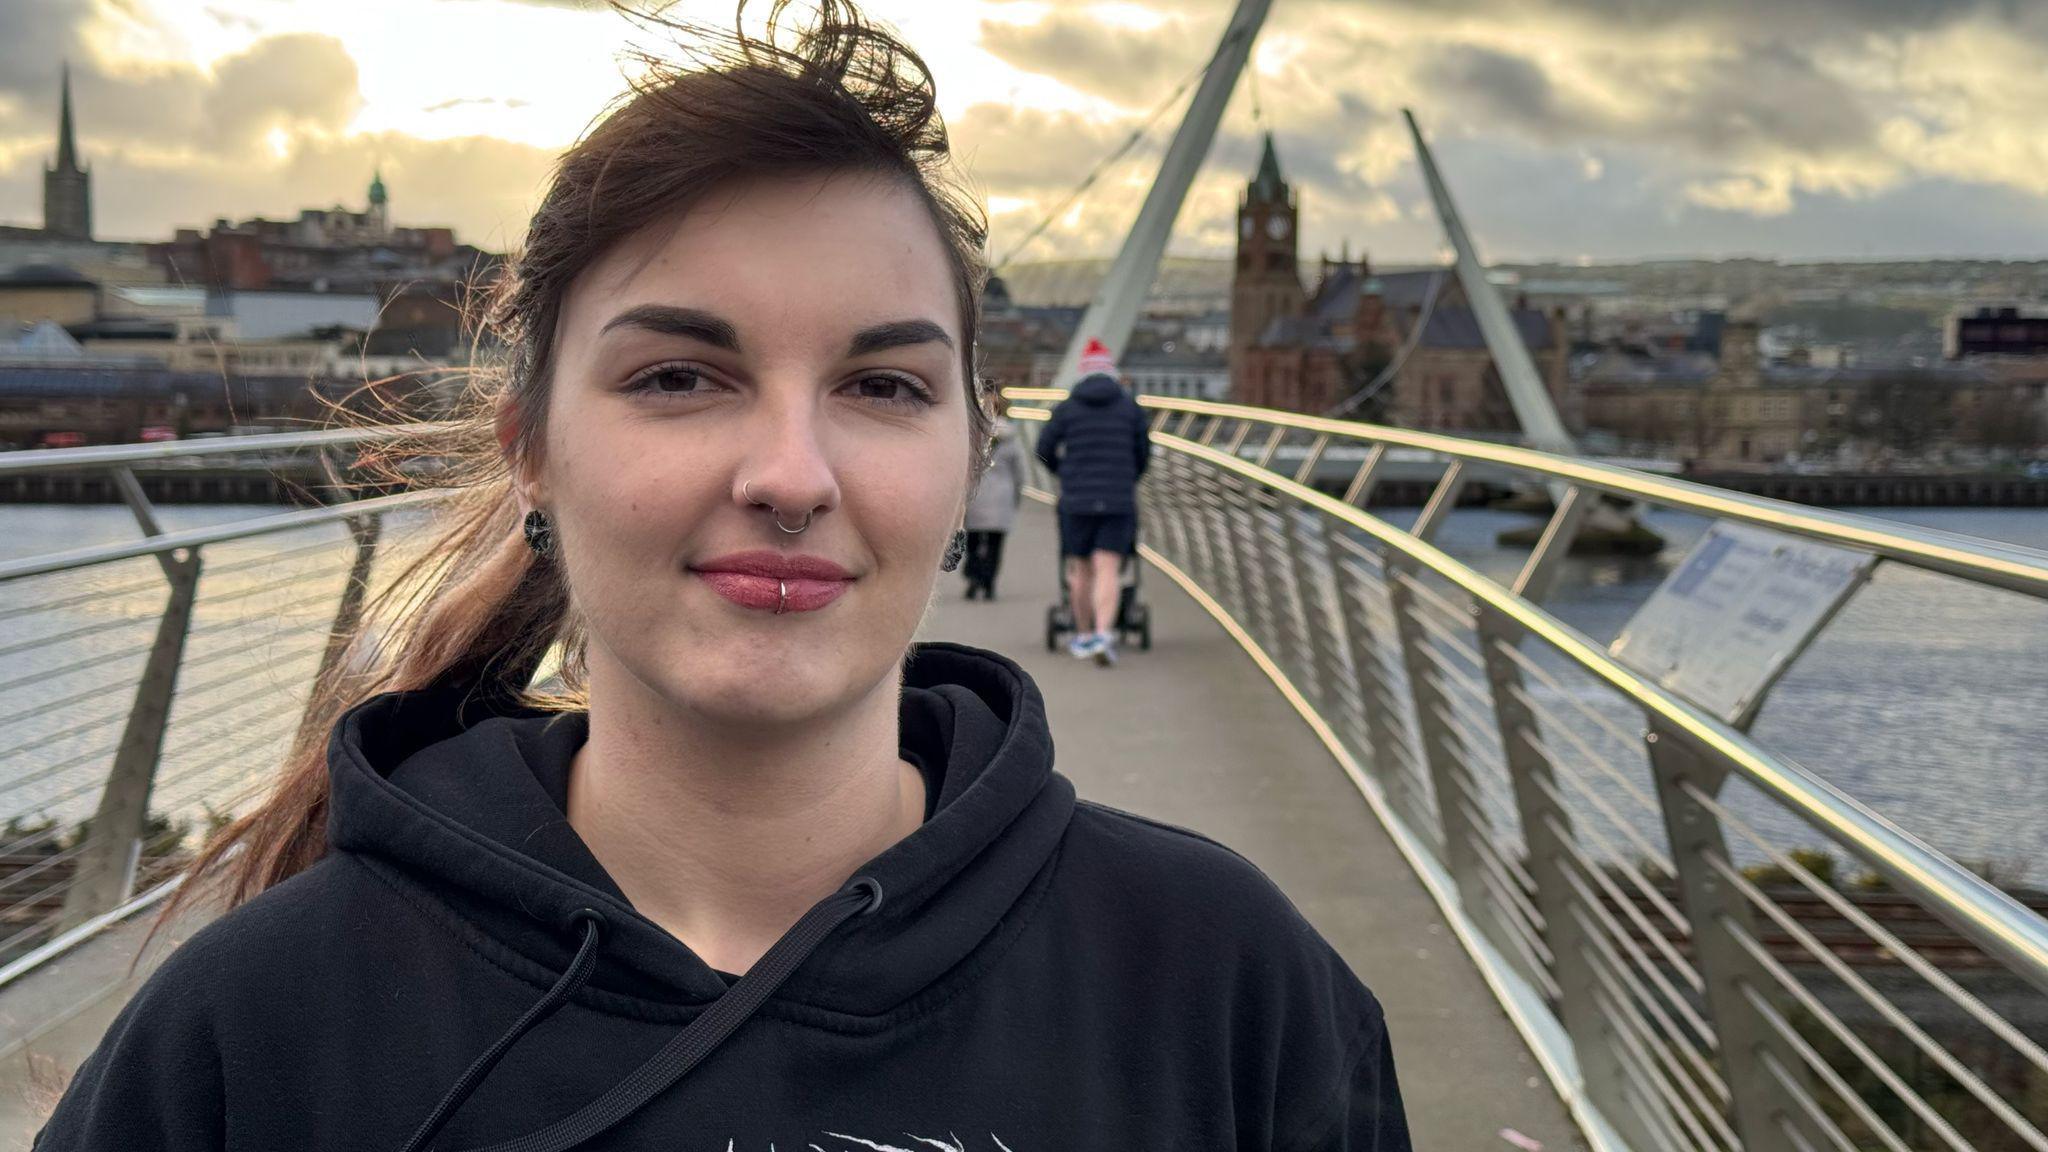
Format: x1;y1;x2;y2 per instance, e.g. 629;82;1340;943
626;364;715;398
845;373;935;409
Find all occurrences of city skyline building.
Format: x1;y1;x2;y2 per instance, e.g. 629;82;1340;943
41;64;91;242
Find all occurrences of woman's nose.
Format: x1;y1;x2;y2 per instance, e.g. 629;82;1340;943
732;398;840;529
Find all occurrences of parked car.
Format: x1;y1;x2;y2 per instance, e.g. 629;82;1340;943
138;426;178;443
38;431;85;449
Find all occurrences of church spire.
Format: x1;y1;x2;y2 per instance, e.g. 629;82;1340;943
43;61;92;240
1249;131;1287;204
55;62;80;173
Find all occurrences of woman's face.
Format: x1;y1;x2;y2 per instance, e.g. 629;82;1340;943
528;172;972;728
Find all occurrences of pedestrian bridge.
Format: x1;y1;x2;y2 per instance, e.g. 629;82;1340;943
0;397;2044;1152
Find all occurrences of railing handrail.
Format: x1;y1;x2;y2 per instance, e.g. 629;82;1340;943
0;423;442;476
0;488;452;582
1007;388;2048;600
1142;426;2048;994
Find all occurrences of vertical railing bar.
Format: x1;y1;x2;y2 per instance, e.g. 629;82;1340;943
1291;432;1331;485
1571;899;1733;1103
1527;766;1698;948
1410;459;1467;543
1717;916;1978;1152
55;545;201;931
1702;850;2048;1146
1343;442;1388;507
1588;974;1740;1152
1253;424;1287;470
1559;851;1723;1049
1698;775;2048;1073
1647;720;1816;1152
1512;483;1594;603
1224;419;1255;455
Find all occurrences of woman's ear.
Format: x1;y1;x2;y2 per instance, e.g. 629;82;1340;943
495;405;545;513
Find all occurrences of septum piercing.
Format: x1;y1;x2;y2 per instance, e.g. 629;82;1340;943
743;481;814;535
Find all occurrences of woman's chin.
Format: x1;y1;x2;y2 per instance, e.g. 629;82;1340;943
659;658;863;728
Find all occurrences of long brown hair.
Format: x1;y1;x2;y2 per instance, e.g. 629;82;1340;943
174;0;992;917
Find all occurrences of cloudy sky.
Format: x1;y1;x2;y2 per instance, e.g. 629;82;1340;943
3;0;2048;264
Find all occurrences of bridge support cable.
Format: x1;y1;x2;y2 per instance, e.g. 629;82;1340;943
1051;0;1275;385
1402;110;1656;547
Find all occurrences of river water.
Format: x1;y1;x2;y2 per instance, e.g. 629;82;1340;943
0;502;2042;881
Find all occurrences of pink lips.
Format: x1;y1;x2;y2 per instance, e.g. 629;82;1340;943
691;551;855;614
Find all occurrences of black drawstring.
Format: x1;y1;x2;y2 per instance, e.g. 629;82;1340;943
400;876;884;1152
398;909;608;1152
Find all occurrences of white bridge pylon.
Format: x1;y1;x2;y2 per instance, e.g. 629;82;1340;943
1405;110;1652;537
1052;0;1274;386
1054;7;1651;545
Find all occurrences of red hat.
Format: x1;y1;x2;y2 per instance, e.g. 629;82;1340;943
1077;338;1117;377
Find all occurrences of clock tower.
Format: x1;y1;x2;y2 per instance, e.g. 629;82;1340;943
1230;132;1304;393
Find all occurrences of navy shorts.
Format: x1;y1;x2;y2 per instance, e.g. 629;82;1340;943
1059;511;1137;558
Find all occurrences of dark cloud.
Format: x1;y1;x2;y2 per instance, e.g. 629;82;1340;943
0;1;358;156
0;0;92;111
1369;130;2048;261
977;12;1207;106
1652;44;1876;159
1421;45;1575;140
1415;38;1880;167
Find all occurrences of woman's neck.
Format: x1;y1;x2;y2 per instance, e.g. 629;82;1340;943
565;665;924;976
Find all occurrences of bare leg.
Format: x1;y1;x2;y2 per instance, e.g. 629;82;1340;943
1065;556;1094;633
1089;549;1122;638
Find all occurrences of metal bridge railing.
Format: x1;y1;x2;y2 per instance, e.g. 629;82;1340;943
1011;390;2048;1152
0;430;449;984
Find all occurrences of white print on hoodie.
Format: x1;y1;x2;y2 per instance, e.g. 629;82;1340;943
723;1135;1018;1152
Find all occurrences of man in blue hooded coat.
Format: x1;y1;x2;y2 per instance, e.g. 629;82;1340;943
1035;338;1152;665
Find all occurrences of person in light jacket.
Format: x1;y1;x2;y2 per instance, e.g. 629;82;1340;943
962;396;1028;600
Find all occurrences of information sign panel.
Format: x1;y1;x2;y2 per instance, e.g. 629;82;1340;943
1611;521;1873;727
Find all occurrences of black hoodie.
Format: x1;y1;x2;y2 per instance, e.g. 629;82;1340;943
37;643;1409;1151
1034;373;1151;516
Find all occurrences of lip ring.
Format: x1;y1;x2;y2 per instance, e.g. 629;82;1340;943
692;551;854;615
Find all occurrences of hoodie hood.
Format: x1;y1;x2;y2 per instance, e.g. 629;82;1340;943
326;642;1074;1019
1071;372;1125;405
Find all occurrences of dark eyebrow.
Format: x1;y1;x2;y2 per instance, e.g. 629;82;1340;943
599;305;740;351
848;319;954;357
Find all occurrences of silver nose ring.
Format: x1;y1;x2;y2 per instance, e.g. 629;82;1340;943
743;482;814;535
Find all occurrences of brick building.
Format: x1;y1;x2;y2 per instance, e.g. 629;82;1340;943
1228;135;1576;433
149;173;494;295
